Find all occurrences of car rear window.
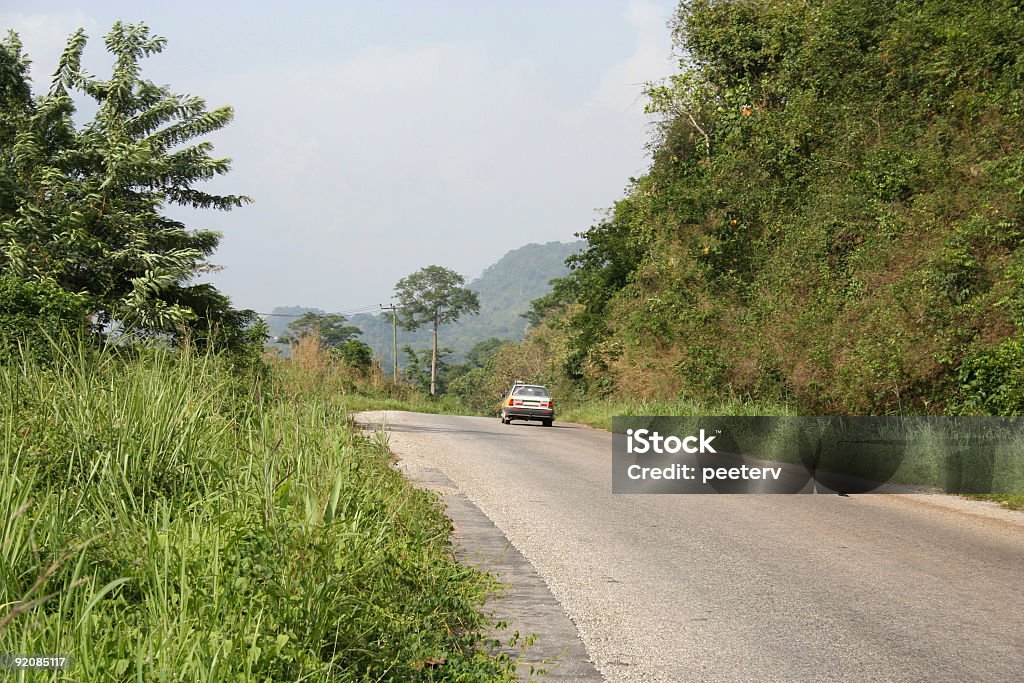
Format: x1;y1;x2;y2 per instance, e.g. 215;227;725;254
513;386;549;397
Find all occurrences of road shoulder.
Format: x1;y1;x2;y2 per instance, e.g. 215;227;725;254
356;411;603;682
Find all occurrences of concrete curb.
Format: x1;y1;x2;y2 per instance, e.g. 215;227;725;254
403;464;603;681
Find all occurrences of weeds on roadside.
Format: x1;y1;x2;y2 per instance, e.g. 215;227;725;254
0;339;515;680
560;395;795;431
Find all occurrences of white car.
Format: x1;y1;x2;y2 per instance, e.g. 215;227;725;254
500;382;554;426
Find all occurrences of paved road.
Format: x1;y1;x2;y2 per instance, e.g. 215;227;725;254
359;411;1024;682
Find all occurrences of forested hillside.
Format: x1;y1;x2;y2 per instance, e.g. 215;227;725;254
437;240;585;346
520;0;1024;415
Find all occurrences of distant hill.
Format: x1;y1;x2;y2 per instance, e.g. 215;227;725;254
264;240;582;366
462;239;586;340
353;240;583;367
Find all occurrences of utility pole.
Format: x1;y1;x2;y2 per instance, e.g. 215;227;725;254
380;304;399;382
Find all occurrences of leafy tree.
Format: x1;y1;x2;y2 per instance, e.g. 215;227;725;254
263;306;323;339
522;275;579;328
331;339;374;373
347;242;579;367
0;23;254;348
402;345;452;393
447;337;509;412
462;337;504;368
394;266;480;395
0;275;88;362
0;33;33;219
281;312;361;348
445;337;504;393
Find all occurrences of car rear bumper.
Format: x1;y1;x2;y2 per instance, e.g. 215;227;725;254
504;408;554;421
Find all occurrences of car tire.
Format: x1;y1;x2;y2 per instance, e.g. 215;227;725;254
542;419;553;427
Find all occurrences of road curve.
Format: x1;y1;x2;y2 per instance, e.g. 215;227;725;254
359;411;1024;682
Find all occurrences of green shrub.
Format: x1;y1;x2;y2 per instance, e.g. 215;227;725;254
956;335;1024;415
0;277;89;362
330;338;374;373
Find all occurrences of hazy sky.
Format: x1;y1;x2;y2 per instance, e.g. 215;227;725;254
2;0;677;314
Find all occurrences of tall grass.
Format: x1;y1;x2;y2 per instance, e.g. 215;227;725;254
278;334;469;416
1;340;514;680
561;395;796;430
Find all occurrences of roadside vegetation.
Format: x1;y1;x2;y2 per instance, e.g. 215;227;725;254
4;6;1023;673
0;336;517;680
519;0;1024;418
559;397;795;431
308;0;1024;508
966;494;1024;511
279;333;470;416
0;24;516;680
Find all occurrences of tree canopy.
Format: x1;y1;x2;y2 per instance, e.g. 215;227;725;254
394;265;479;395
0;23;254;351
394;266;480;331
282;312;361;348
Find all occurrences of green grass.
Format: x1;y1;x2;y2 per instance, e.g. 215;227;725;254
342;391;470;416
966;494;1024;510
268;347;472;417
1;342;516;681
560;396;795;431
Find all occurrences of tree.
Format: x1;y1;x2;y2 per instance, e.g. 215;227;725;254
331;339;374;373
281;312;361;348
462;337;504;368
0;275;88;362
394;266;480;395
447;337;508;412
0;23;254;347
402;345;452;393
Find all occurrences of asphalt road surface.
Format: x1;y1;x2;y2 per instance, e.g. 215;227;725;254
359;411;1024;682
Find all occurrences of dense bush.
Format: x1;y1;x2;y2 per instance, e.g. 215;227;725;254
0;276;88;362
528;0;1024;415
956;335;1024;415
330;338;375;373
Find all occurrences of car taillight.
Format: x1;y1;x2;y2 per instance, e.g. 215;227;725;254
507;398;514;406
513;400;523;406
542;400;552;408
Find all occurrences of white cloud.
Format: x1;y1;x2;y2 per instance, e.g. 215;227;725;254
327;43;485;91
